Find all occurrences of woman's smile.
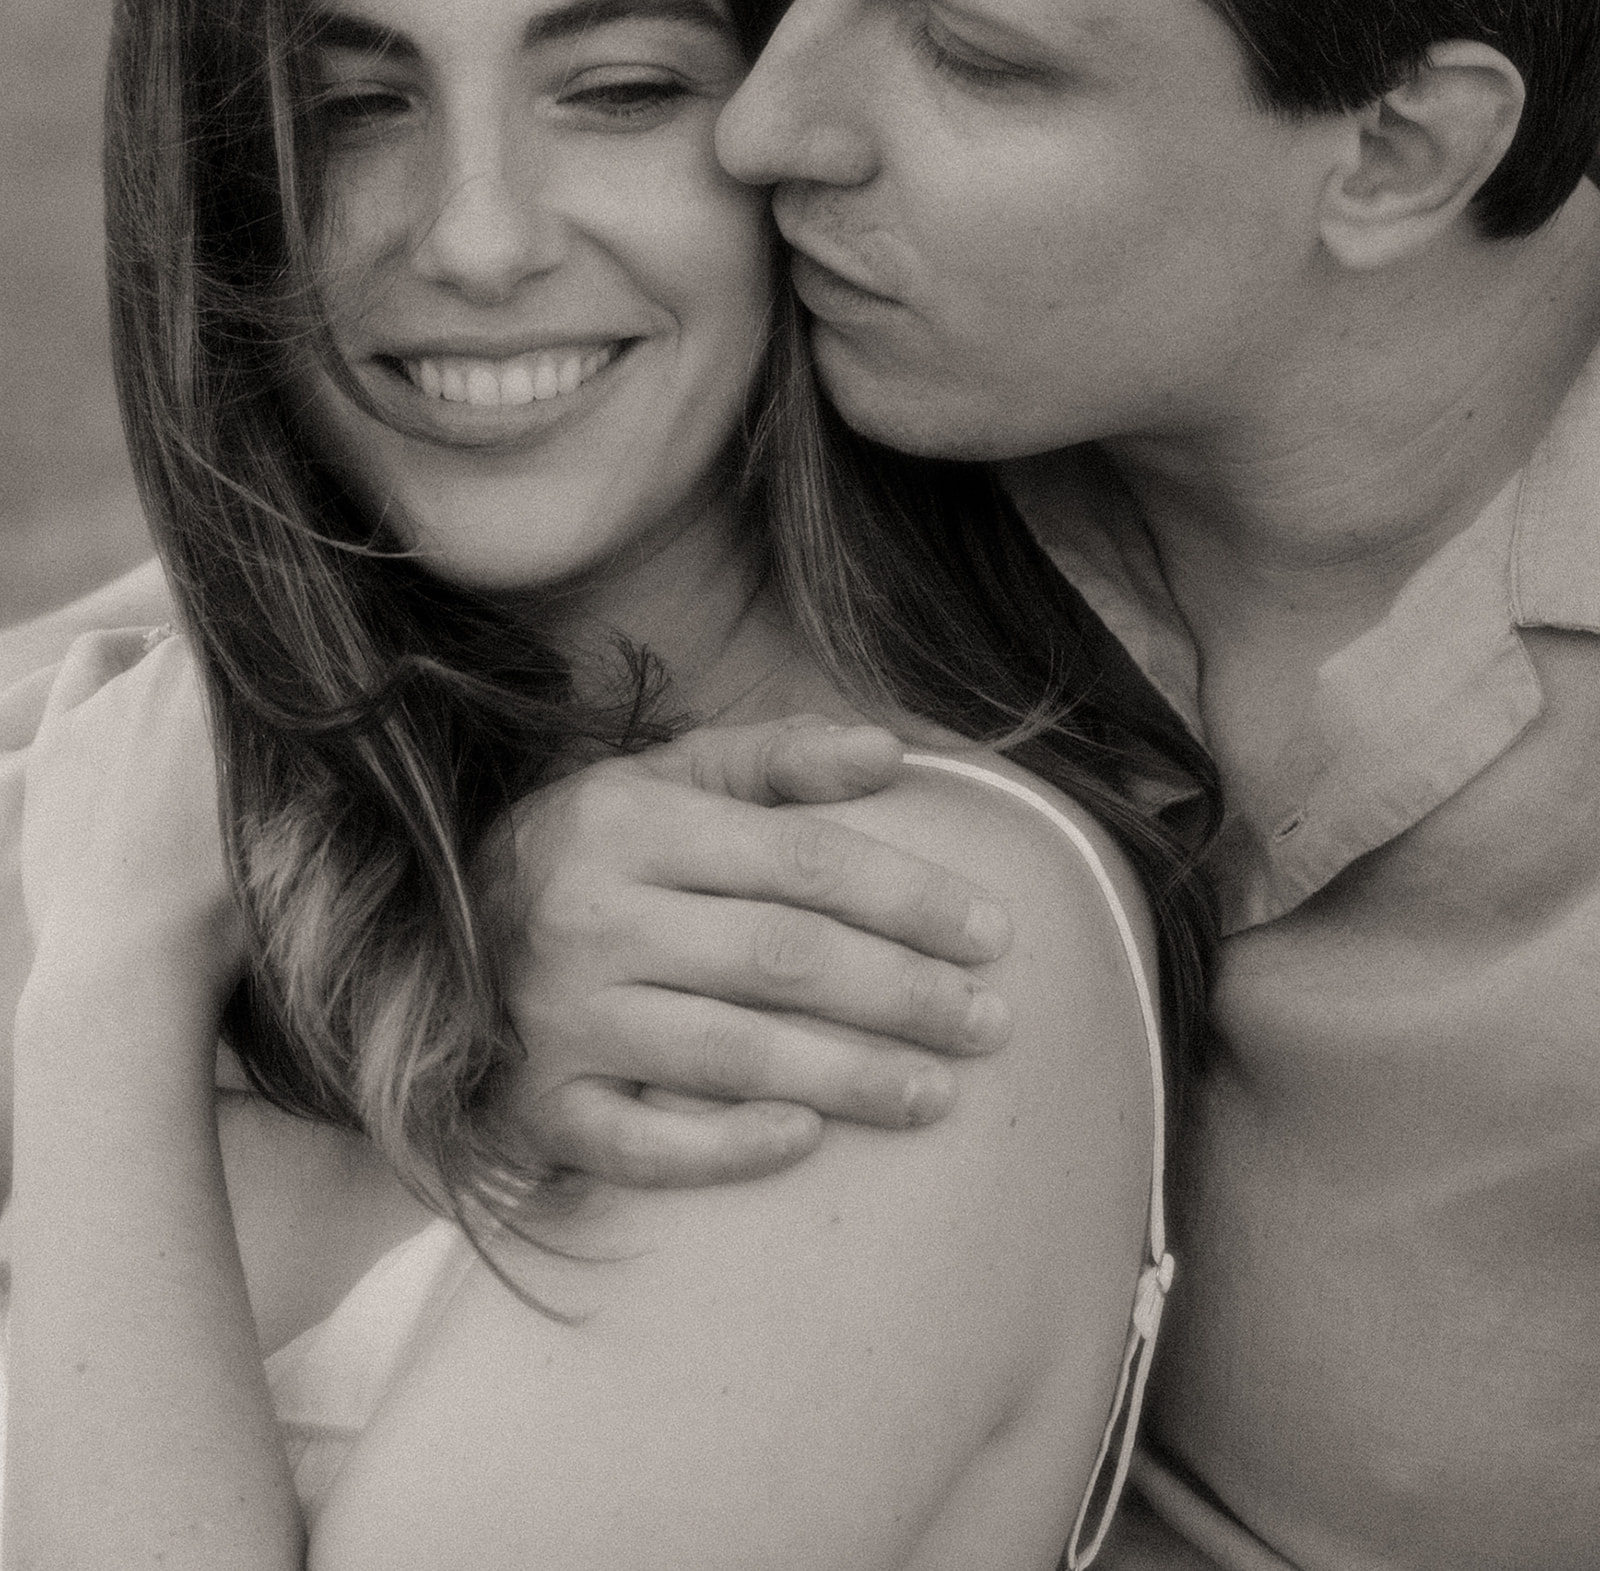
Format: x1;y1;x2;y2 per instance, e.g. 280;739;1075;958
402;343;621;406
357;338;636;447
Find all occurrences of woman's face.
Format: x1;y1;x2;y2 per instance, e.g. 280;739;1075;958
302;0;772;593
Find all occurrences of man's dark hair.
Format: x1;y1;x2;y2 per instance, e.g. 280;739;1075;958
1205;0;1600;237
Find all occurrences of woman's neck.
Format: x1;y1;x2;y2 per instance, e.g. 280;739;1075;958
544;488;839;729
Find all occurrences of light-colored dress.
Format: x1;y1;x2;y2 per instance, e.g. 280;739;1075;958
266;1218;477;1521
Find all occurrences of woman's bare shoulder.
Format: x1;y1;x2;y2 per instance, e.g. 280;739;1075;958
311;749;1160;1571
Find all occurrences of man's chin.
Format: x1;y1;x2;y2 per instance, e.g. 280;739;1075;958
810;332;1050;463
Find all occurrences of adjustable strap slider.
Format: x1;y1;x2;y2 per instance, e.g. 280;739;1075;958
1132;1252;1175;1341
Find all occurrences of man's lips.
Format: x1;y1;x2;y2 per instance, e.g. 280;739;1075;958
775;220;904;311
788;253;907;329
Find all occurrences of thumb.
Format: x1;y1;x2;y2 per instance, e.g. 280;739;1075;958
642;716;905;805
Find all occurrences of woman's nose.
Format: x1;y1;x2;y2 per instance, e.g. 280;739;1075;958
413;113;565;304
716;0;878;190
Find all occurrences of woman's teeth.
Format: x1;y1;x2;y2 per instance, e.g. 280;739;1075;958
403;344;621;406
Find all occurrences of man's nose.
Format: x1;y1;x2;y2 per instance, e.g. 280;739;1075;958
716;0;878;189
413;111;566;305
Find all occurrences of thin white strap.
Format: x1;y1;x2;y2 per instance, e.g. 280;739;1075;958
901;753;1175;1569
902;754;1168;1259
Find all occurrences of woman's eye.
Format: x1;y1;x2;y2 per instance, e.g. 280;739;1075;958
311;85;414;135
557;72;693;125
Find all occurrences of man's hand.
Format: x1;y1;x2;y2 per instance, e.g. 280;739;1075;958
488;717;1014;1186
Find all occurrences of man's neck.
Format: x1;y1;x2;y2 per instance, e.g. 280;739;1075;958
1104;182;1600;661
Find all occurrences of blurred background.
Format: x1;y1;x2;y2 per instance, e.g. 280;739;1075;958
2;0;149;630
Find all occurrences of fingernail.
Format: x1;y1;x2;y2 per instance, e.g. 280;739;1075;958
963;899;1011;958
962;988;1012;1051
904;1065;956;1126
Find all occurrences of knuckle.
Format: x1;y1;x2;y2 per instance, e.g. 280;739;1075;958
685;752;716;795
898;957;960;1032
554;765;646;846
902;861;960;928
535;761;653;847
750;908;827;986
690;1015;766;1095
525;871;617;948
774;816;847;898
505;969;616;1067
679;732;735;796
755;724;795;788
502;777;644;917
652;719;770;796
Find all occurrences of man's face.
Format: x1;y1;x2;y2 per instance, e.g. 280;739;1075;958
717;0;1343;459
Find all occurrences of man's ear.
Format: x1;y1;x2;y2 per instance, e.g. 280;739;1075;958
1319;41;1525;269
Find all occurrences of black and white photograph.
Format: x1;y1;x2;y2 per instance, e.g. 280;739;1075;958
3;1;1598;1567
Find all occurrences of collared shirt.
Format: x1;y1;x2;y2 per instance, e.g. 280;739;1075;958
1006;350;1600;935
1008;347;1600;1569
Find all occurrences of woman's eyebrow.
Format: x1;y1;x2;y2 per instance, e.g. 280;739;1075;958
307;1;726;62
309;12;419;61
521;0;731;49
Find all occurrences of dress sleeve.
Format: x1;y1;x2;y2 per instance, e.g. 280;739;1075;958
0;559;170;696
1;617;176;1203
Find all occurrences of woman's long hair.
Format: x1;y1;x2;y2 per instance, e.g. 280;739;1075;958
104;0;1217;1230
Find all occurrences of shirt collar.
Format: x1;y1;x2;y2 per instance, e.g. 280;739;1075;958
1002;445;1206;742
1003;342;1600;933
1511;342;1600;635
